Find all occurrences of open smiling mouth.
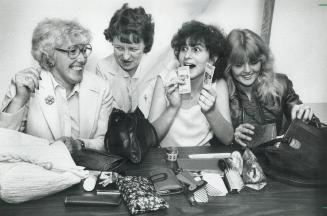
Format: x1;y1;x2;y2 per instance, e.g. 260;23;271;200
70;65;84;71
184;63;196;69
242;73;254;80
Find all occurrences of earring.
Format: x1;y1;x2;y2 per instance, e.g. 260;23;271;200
48;61;54;68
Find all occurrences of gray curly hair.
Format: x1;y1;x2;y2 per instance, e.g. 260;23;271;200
31;18;91;71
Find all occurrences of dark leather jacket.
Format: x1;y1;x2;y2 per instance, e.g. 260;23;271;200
230;73;302;135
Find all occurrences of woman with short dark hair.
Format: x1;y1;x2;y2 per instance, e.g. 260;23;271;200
96;3;155;114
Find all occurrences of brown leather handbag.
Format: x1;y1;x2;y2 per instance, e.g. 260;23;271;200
254;117;327;187
104;107;158;164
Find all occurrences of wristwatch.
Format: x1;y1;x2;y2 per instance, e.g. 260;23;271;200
78;139;86;150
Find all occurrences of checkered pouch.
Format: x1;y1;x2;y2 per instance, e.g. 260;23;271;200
193;187;208;203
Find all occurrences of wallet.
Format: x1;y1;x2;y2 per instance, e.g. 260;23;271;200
64;194;122;206
149;168;183;195
247;123;277;148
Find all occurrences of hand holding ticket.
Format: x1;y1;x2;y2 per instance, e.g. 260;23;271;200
177;66;191;94
203;63;215;88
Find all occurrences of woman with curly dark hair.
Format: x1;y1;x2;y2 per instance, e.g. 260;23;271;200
96;3;155;114
225;29;314;147
148;20;234;147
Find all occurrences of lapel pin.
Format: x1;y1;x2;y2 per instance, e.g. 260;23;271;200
45;95;55;105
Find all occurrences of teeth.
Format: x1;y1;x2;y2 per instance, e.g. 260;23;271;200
71;66;83;70
184;63;195;68
243;75;252;79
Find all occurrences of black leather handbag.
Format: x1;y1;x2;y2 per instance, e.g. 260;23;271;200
254;118;327;187
72;148;125;171
104;107;158;164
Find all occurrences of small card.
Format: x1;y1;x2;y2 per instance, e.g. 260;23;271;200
177;66;191;94
203;63;215;88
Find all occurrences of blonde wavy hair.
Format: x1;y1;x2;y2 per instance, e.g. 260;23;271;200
224;29;283;105
31;18;91;71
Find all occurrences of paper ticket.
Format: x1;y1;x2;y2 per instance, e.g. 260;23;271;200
177;66;191;94
203;63;215;88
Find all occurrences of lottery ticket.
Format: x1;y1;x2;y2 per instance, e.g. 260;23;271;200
203;63;215;88
177;66;191;94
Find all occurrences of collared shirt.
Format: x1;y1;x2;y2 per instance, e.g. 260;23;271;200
96;54;146;113
49;75;80;139
234;87;279;126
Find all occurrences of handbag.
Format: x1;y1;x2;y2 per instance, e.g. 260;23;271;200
72;148;125;172
254;117;327;186
104;107;158;164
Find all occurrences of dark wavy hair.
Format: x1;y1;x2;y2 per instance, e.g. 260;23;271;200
171;20;229;81
103;3;154;53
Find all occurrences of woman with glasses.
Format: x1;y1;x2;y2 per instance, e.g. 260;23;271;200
96;3;155;115
148;21;234;147
225;29;314;147
0;18;113;153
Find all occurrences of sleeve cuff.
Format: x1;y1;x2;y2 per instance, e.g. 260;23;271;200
0;105;27;129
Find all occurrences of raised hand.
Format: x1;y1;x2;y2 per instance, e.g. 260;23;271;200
14;67;42;103
165;77;181;109
198;85;216;113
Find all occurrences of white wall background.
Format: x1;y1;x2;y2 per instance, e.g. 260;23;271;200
0;0;263;101
270;0;327;103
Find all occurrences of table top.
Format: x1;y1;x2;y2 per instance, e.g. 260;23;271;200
1;146;326;216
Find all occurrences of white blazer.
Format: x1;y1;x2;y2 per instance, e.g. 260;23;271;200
0;70;113;151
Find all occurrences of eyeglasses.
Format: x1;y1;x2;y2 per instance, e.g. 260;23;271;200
55;44;92;59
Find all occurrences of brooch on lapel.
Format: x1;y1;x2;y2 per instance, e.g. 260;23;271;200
144;94;148;101
45;95;55;105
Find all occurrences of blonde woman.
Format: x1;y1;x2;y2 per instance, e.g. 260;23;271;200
225;29;314;147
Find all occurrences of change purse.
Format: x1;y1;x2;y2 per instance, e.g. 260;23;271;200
149;168;183;195
115;175;169;215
